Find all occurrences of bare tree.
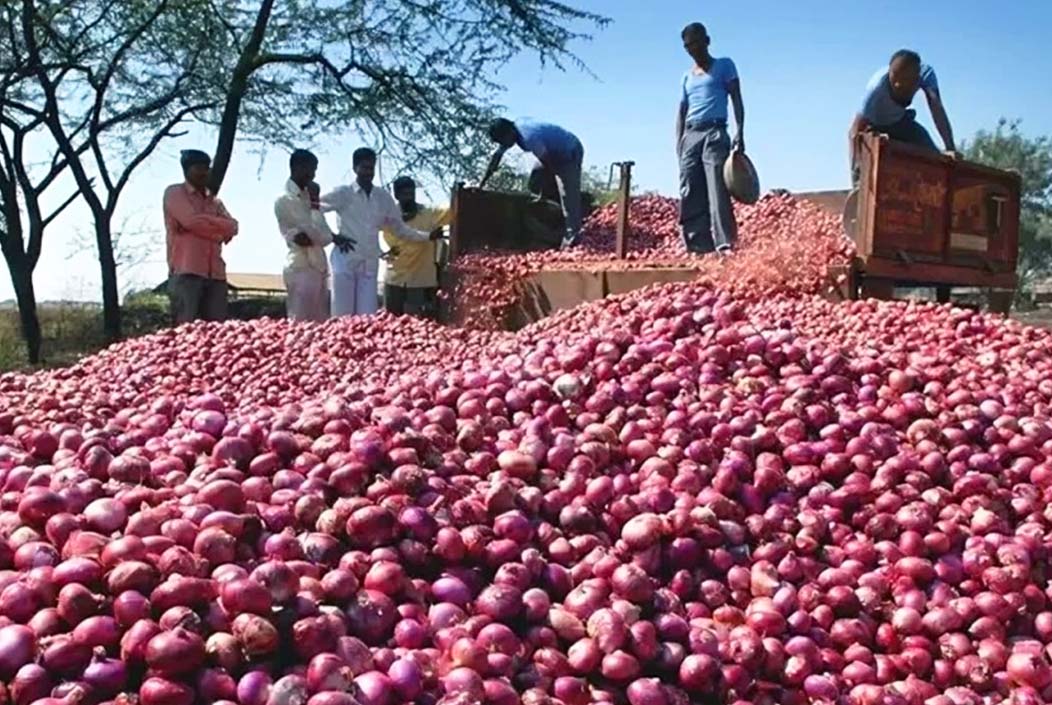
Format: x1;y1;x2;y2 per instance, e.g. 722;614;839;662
7;0;216;342
0;3;83;363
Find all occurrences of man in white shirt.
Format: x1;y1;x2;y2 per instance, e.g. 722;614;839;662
273;150;352;321
321;147;444;317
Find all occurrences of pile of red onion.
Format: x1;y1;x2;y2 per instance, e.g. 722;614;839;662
1;194;1052;705
447;193;855;330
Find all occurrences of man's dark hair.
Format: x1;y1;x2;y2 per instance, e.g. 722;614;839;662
488;118;515;143
392;176;415;192
682;22;707;39
180;149;210;173
352;147;376;167
290;149;318;170
890;49;921;68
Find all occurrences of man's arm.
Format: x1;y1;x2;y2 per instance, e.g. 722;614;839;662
318;186;345;213
479;146;509;189
384;195;438;243
728;78;745;152
676;101;687;157
925;89;956;153
213;199;239;242
849;113;873;168
275;197;330;247
164;188;230;243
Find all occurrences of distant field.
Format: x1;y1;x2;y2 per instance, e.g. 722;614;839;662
0;295;285;372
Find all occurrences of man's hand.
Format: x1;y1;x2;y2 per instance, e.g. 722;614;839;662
332;234;355;253
732;131;745;153
307;181;321;209
944;149;962;160
429;228;446;241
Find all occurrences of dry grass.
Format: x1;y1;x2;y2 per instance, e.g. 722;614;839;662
0;294;285;372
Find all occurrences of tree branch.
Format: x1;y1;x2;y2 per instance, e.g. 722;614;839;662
109;102;211;208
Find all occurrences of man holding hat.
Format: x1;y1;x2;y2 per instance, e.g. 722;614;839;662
162;149;239;323
676;22;744;255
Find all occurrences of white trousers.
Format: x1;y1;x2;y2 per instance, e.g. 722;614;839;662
283;268;330;322
331;260;379;317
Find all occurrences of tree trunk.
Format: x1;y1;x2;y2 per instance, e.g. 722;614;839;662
207;76;250;195
96;218;122;341
5;254;42;364
208;0;276;195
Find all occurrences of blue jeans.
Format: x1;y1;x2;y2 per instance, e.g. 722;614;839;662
679;123;737;253
552;150;583;248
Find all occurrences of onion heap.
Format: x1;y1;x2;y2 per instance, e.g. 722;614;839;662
0;194;1051;705
448;193;855;329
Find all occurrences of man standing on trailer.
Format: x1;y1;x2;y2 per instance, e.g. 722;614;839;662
849;49;958;184
162;149;239;323
321;148;445;317
676;22;745;255
480;117;584;248
382;176;450;319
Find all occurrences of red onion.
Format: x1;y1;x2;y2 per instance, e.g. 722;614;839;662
145;628;206;677
140;678;194;705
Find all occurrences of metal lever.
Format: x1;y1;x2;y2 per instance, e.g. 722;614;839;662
610;161;635;259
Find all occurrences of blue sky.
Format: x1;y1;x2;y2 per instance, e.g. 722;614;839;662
7;0;1052;302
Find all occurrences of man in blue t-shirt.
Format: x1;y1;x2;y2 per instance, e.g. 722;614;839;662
675;22;745;255
480;118;584;248
849;49;958;183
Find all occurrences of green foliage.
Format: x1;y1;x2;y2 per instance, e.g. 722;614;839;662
962;119;1052;303
193;0;609;188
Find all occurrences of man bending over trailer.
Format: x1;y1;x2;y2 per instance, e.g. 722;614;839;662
849;49;958;184
480;117;584;249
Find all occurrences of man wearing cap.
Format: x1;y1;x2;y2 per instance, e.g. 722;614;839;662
381;176;450;319
676;22;744;256
849;49;958;184
320;148;444;317
274;149;354;321
480;118;584;248
162;150;239;323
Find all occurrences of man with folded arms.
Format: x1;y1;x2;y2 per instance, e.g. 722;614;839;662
162;149;239;323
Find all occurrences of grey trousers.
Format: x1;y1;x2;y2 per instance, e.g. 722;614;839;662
552;151;583;247
679;124;737;253
168;273;227;324
384;285;437;319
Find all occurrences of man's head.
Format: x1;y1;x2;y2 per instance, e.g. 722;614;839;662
352;147;377;187
487;118;517;148
888;49;923;103
180;150;211;191
289;149;318;188
392;176;416;208
682;23;711;64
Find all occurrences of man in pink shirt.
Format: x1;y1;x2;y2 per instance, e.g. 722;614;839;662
162;150;239;323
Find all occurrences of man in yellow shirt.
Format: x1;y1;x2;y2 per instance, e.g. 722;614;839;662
382;176;451;318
